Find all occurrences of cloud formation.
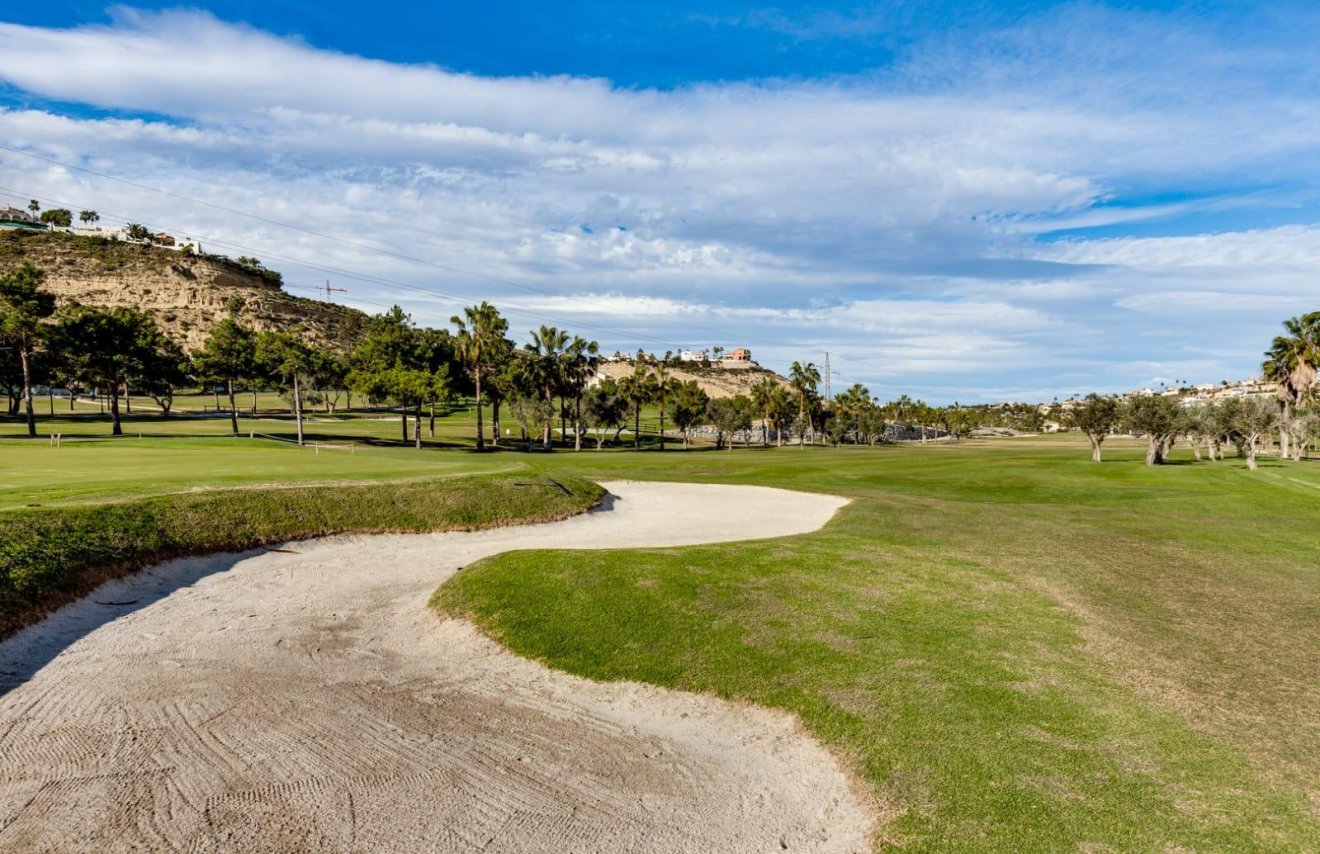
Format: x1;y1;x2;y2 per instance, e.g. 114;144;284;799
1;5;1318;400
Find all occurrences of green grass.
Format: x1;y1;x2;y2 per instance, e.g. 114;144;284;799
4;416;1318;849
435;439;1320;851
0;470;603;638
0;436;519;508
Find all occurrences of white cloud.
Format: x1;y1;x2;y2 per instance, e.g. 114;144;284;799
1;8;1318;400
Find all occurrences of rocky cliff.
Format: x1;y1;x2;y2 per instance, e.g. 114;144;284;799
0;230;366;351
595;358;791;399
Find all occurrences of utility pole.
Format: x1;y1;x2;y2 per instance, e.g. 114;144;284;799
323;280;348;300
823;351;841;401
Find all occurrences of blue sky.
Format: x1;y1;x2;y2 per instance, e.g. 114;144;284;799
2;2;1319;402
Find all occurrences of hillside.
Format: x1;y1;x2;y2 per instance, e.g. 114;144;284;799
0;230;367;351
596;358;791;399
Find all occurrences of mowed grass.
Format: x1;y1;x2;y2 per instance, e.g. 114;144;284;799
0;398;527;508
0;436;520;508
436;438;1320;851
0;397;690;507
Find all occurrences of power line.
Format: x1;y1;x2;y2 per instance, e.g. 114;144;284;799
0;185;701;347
0;143;739;345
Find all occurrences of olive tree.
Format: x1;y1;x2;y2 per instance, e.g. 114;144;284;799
1230;397;1279;471
1067;393;1121;462
1123;395;1184;466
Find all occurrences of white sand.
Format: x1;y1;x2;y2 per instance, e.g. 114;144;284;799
0;480;869;853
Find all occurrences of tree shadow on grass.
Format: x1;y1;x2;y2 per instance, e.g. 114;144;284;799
0;549;257;699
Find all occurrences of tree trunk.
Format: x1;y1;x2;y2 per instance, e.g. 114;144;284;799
574;395;583;451
293;373;304;446
658;401;665;452
414;404;422;449
1245;440;1259;471
543;387;553;451
227;377;239;435
401;406;409;443
125;387;132;414
251;387;258;415
1192;440;1201;462
474;369;484;451
491;397;502;447
634;402;641;450
1088;434;1103;463
429;401;435;438
213;387;221;412
1145;436;1160;466
19;346;35;438
110;384;123;436
1280;401;1291;457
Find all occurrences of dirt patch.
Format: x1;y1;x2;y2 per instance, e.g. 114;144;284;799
0;481;869;852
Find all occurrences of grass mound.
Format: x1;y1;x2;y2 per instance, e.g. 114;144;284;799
437;442;1320;851
0;472;603;639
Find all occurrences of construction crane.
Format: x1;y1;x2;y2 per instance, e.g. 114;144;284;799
323;280;348;300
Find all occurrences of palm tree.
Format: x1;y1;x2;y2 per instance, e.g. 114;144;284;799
652;362;679;451
1262;313;1320;459
562;335;600;451
788;361;821;446
452;302;510;451
79;210;99;227
767;385;793;446
750;376;779;446
617;357;657;450
26;199;39;221
526;326;569;449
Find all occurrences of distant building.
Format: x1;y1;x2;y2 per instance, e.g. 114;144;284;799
679;349;708;362
0;207;45;230
153;233;177;247
726;347;752;362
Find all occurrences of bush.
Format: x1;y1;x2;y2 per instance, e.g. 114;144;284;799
0;473;603;638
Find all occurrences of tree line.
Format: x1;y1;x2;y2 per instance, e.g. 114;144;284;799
1068;311;1319;468
0;258;998;451
13;250;1309;459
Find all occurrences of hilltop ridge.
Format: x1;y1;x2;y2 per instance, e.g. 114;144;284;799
595;355;791;399
0;230;367;351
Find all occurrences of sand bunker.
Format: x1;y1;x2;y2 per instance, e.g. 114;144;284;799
0;481;868;853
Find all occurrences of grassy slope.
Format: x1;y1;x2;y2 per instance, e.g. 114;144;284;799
0;436;517;508
437;439;1320;851
0;468;602;638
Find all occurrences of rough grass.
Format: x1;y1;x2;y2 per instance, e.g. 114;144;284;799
0;472;603;639
437;439;1320;852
